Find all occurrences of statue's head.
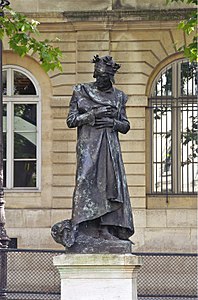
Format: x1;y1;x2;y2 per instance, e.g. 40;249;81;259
92;55;120;87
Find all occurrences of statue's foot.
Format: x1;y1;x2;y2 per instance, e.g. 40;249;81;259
99;228;119;241
77;230;100;241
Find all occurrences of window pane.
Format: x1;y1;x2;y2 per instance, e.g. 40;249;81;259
151;59;197;194
3;133;6;159
3;105;6;159
3;66;40;190
153;104;172;193
3;104;6;131
153;135;172;192
153;105;172;133
181;103;198;192
14;133;36;159
14;104;37;128
14;71;36;95
181;62;197;96
3;160;6;187
3;70;7;95
14;161;36;187
154;67;172;97
14;102;37;187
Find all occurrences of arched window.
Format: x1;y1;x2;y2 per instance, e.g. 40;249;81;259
149;59;197;194
3;66;41;189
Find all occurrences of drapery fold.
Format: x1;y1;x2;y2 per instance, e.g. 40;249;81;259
67;82;134;239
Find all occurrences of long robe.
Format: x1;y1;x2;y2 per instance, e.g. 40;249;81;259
67;82;134;239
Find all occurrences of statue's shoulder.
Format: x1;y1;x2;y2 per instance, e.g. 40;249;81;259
73;82;94;93
114;87;128;104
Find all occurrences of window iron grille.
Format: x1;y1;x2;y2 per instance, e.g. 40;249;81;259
149;60;197;194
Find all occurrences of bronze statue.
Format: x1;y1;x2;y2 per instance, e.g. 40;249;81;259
51;55;134;253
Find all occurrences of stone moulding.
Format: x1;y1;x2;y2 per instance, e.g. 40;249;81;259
63;8;196;22
24;8;196;23
53;253;143;278
53;254;143;300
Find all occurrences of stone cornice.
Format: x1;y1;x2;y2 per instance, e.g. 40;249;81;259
23;8;196;22
63;8;196;22
24;8;197;31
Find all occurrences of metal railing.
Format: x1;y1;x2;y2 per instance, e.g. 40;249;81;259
0;249;197;300
136;252;197;300
0;249;61;300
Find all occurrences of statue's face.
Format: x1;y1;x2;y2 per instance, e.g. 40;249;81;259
94;70;112;90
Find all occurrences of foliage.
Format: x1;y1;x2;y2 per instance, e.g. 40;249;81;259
0;6;62;72
167;0;196;4
167;0;197;62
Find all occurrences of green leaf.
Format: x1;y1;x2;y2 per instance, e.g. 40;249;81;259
0;28;4;40
0;6;63;73
167;0;198;62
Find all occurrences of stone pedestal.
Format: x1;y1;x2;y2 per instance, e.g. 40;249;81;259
53;254;143;300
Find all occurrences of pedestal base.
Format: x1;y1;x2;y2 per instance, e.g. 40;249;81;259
53;254;143;300
65;235;132;253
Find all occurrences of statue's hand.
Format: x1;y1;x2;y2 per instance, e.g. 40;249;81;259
93;106;113;118
111;107;118;118
95;117;114;129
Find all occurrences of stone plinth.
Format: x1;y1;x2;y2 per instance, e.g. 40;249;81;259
53;253;143;300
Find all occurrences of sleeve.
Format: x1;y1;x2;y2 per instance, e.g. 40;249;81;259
113;92;130;134
66;86;95;128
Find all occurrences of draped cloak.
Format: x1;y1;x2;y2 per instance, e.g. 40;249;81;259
67;82;134;240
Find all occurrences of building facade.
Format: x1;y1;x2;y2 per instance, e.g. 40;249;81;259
4;0;197;252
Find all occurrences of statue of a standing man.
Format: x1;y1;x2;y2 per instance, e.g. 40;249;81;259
52;55;134;252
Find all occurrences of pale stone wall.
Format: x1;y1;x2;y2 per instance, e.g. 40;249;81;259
3;3;197;252
9;0;195;12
